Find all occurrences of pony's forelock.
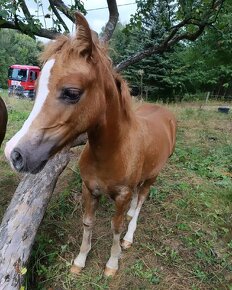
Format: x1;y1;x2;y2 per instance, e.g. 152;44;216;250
39;33;110;67
39;35;70;64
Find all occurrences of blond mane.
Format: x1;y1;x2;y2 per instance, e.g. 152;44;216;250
39;35;70;64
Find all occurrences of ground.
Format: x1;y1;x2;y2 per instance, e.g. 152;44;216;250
0;92;231;290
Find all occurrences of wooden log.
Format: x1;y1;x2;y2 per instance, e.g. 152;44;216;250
0;132;87;289
0;147;70;290
71;132;87;147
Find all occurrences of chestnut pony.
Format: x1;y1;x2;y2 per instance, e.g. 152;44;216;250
0;96;7;147
5;13;176;276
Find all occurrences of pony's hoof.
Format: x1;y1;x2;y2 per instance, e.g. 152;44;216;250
104;267;117;277
70;264;83;275
121;239;132;250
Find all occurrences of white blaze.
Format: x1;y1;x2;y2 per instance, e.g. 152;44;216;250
4;59;55;161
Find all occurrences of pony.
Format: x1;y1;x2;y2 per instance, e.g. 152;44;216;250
0;96;7;147
5;13;176;276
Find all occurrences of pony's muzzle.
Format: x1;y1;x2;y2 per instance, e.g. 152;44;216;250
11;148;25;172
9;140;55;174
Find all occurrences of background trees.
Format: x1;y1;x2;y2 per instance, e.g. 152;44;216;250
0;0;230;101
110;0;232;101
0;29;42;88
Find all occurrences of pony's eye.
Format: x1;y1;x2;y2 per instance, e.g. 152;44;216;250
60;88;83;104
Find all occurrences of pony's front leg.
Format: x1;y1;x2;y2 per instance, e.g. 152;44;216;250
71;183;98;275
122;178;156;250
104;189;131;277
127;190;138;220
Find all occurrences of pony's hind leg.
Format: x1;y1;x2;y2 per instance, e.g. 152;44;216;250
122;178;156;250
71;183;98;275
104;187;132;277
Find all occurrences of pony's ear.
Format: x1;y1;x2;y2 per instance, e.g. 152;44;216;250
75;12;93;57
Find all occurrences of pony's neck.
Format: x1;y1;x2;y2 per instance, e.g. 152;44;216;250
88;72;135;157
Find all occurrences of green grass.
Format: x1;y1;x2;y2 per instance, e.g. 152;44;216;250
0;94;231;289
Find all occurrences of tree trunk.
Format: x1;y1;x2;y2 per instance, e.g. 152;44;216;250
0;147;70;290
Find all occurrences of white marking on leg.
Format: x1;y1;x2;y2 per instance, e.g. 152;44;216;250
74;225;92;268
106;233;121;270
123;199;144;244
4;59;55;161
127;192;138;218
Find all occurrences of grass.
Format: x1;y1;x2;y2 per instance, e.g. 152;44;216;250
0;91;231;289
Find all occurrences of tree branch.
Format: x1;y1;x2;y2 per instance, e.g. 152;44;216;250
49;0;70;33
18;0;32;22
100;0;119;43
115;24;204;72
0;18;61;39
0;0;76;39
52;0;75;22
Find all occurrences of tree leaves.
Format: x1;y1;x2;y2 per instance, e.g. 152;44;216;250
0;29;42;88
110;0;231;101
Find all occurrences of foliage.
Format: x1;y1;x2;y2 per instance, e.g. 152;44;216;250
109;0;232;101
0;0;86;38
109;23;185;101
175;2;232;98
128;0;223;34
0;0;226;75
110;23;173;101
0;29;42;88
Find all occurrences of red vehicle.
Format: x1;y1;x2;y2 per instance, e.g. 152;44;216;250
8;64;40;99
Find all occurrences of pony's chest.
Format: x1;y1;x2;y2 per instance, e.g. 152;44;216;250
79;163;125;195
78;140;144;194
79;157;137;196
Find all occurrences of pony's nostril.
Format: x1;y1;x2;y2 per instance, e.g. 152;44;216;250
11;149;24;172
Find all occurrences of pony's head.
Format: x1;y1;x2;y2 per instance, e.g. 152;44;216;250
5;13;113;173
